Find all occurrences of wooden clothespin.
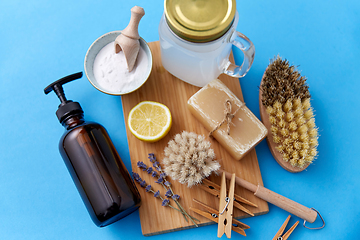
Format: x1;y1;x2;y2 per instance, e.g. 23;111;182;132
273;215;299;240
190;199;249;237
218;172;235;238
199;178;257;216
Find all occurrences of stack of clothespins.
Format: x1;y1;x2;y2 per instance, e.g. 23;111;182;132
190;173;257;237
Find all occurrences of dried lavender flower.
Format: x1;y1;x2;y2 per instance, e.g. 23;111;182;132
165;189;172;198
148;153;156;163
163;131;220;187
153;161;162;171
162;199;170;206
154;190;160;198
151;171;158;178
172;194;180;201
146;167;153;174
133;171;184;215
155;177;164;184
132;172;141;182
137;161;147;170
145;185;152;192
146;153;199;227
140;180;147;188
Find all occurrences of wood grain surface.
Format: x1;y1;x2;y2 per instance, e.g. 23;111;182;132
121;41;269;236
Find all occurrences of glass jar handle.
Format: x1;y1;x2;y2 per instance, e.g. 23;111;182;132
223;31;255;78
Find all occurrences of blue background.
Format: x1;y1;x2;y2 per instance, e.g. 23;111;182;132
1;0;359;239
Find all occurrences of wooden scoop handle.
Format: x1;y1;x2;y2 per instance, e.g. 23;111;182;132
220;169;318;223
121;6;145;40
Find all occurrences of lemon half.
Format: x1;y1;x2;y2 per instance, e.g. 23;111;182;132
128;101;172;142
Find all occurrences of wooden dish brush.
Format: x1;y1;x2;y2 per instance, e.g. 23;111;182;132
259;57;318;172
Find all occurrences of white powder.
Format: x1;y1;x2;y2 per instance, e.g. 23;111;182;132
93;41;148;93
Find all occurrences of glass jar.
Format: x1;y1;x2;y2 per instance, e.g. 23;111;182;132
159;0;255;87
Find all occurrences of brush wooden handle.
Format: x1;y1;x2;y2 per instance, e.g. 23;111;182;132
220;169;318;223
220;169;257;192
254;186;317;223
121;6;145;39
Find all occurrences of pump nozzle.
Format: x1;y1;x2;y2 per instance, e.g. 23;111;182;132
44;72;84;123
44;72;83;101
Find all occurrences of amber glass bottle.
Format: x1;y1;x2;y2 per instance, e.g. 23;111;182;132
44;72;141;227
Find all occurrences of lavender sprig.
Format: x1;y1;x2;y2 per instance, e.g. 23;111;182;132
139;159;187;221
152;172;188;222
132;172;181;213
148;153;156;163
145;154;199;226
149;158;199;225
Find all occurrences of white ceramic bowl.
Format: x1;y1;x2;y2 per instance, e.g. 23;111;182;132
84;31;152;95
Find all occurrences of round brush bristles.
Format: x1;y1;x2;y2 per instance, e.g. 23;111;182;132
162;131;220;187
286;112;295;122
261;56;318;168
283;99;293;112
293;98;302;109
269;116;277;125
280;128;289;137
288;121;297;131
273;135;281;144
265;97;318;168
266;106;275;115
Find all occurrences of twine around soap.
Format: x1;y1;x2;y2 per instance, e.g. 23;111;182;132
209;100;244;137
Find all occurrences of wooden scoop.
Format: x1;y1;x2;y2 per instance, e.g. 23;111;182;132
114;6;145;72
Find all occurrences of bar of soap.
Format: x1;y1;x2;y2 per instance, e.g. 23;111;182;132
187;79;267;161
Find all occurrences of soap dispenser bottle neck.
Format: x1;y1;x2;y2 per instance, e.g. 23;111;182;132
62;113;85;130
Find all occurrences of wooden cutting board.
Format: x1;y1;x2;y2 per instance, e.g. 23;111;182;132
121;41;268;236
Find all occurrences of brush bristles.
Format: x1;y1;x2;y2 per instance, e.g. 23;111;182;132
162;131;220;187
261;56;318;169
268;97;318;168
261;57;311;107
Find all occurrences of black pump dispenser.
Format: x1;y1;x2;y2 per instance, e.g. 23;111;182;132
44;72;141;227
44;72;84;123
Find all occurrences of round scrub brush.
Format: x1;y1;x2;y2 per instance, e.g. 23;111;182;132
259;57;318;172
162;131;220;187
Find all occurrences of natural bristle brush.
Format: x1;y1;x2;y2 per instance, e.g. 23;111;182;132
259;56;318;172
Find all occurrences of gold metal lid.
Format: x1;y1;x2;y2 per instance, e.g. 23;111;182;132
164;0;236;42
